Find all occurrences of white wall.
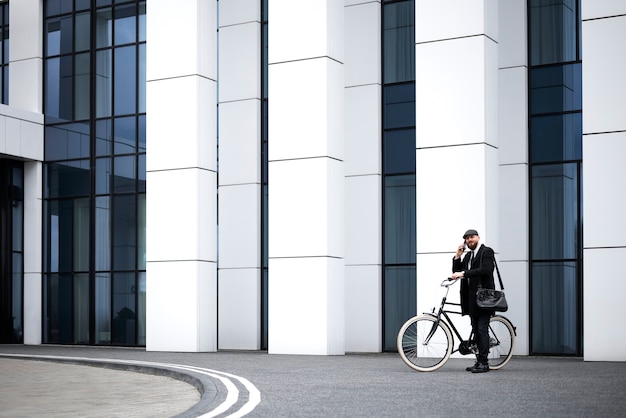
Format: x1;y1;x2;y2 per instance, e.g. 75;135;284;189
146;0;218;352
582;2;626;361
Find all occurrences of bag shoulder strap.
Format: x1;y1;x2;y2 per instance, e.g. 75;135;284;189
493;255;505;290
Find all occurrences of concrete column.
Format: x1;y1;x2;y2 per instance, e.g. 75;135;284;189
217;2;263;350
414;1;499;318
582;2;626;361
344;0;382;353
146;1;217;352
268;0;345;355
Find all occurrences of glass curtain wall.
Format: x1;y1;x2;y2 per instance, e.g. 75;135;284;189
528;0;582;355
43;0;146;346
382;0;416;351
0;2;8;104
261;0;269;350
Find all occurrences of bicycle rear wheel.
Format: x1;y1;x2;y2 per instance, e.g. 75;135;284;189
487;315;515;370
397;315;453;372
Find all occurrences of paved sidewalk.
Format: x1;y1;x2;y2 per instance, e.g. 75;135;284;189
1;345;626;417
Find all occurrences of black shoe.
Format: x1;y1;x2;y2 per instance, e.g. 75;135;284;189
470;363;490;373
466;362;479;372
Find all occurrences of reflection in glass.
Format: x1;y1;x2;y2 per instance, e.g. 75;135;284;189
114;46;136;115
96;8;113;48
74;273;90;344
384;175;416;265
115;4;136;45
383;1;415;83
531;113;581;163
95;196;111;271
95;273;111;344
113;272;136;345
384;129;416;174
529;0;577;66
96;49;112;118
113;195;136;270
114;116;136;154
531;262;577;354
74;198;90;271
384;266;416;351
75;53;90;120
114;155;136;193
96;157;111;194
531;163;578;260
530;64;582;115
44;274;72;343
75;12;90;52
137;272;146;345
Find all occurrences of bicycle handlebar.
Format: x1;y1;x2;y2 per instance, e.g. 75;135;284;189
442;278;460;287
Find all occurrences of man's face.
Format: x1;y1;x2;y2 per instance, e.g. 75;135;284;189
465;234;480;250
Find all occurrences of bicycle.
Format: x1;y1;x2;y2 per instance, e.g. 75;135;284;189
397;278;516;372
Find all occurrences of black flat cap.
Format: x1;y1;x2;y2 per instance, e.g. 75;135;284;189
463;229;479;238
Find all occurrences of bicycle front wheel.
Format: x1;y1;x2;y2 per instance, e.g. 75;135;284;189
487;315;515;370
397;315;453;372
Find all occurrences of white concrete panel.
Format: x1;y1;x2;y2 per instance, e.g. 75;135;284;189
146;168;217;262
218;22;261;103
0;115;5;153
219;0;260;27
582;0;626;20
498;0;527;68
416;145;491;254
218;100;261;186
218;183;261;269
345;265;381;353
584;248;626;361
9;0;42;61
146;260;217;352
582;16;626;134
416;0;498;43
20;120;44;161
218;268;261;350
345;2;380;87
498;164;529;261
146;76;216;171
23;273;42;345
345;175;381;266
146;0;216;81
583;132;626;248
416;36;497;147
498;67;528;165
23;161;42;274
9;59;43;114
5;117;20;156
269;0;344;64
268;257;344;355
269;58;344;161
269;158;344;258
345;85;381;176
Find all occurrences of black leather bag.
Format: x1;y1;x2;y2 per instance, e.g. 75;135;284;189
476;257;508;312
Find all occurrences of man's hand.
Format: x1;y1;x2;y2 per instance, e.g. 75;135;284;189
451;272;464;280
455;242;465;259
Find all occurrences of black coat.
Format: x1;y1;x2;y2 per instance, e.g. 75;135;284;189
452;244;496;316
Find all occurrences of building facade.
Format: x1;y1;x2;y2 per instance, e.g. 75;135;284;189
0;0;625;361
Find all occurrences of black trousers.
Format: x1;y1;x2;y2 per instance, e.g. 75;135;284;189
471;311;491;364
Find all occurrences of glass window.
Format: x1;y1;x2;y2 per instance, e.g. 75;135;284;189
75;52;91;120
115;4;137;45
137;272;146;345
384;174;416;265
96;157;111;194
74;198;90;272
96;8;113;48
96;119;113;156
45;123;90;161
138;2;146;42
112;272;136;345
45;160;90;198
137;194;146;269
531;262;578;354
74;273;90;344
383;266;416;351
113;195;136;270
531;113;582;163
114;116;136;154
531;163;578;260
44;274;73;343
138;43;146;113
384;83;416;130
95;272;111;344
383;1;415;83
96;49;112;118
384;129;416;174
95;196;111;271
529;0;578;65
530;64;582;115
114;155;136;193
138;114;146;152
75;12;91;52
137;154;145;193
114;46;136;115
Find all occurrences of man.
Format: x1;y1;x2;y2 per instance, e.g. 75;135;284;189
451;229;495;373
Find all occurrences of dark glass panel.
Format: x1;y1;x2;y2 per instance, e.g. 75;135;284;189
75;12;91;52
114;155;136;193
73;198;90;272
137;154;145;193
60;16;74;55
531;163;578;260
114;116;136;154
45;200;74;273
530;64;582;115
138;44;146;113
114;46;136;115
531;113;582;163
137;194;146;269
384;129;416;174
95;196;111;271
113;195;136;270
74;273;90;344
46;0;62;17
531;261;578;354
2;67;6;105
45;123;90;161
112;272;136;345
114;4;136;45
46;19;61;56
44;274;72;343
96;157;111;194
95;273;111;344
383;265;416;351
138;115;146;152
76;0;91;12
384;174;416;264
384;83;416;129
96;8;113;48
96;119;112;156
529;0;577;65
383;1;415;83
45;57;61;117
75;52;90;120
2;29;8;63
96;49;112;117
12;255;23;342
45;160;90;198
139;3;146;42
137;272;146;345
97;0;113;6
